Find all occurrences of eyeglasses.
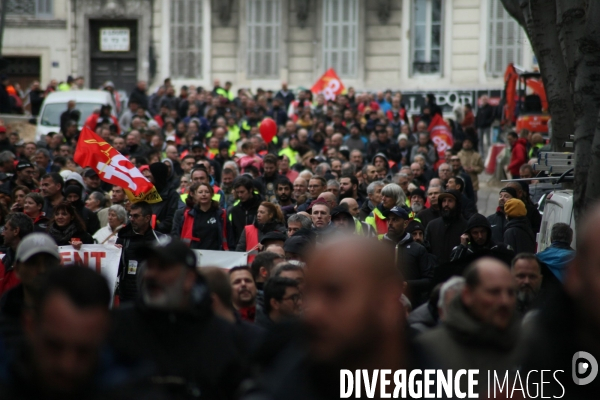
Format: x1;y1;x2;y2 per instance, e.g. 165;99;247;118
282;294;302;304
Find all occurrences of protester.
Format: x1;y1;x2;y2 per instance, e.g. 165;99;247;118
230;175;263;243
46;201;94;247
229;266;259;322
536;222;575;283
22;192;49;231
110;238;245;398
488;187;516;243
503;198;536;254
511;253;543;317
256;277;302;329
425;190;467;265
92;204;127;245
236;202;286;253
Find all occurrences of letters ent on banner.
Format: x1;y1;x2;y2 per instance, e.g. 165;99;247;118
59;245;122;298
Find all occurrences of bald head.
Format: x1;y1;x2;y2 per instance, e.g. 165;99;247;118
462;258;515;330
304;237;404;364
340;198;359;218
507;182;523;198
264;244;285;258
317;192;338;210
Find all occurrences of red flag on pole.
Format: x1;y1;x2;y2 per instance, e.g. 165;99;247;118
428;114;454;170
74;127;162;203
310;68;346;101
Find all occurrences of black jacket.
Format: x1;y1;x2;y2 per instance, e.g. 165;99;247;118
109;296;246;400
384;233;434;307
116;224;162;302
0;284;25;351
171;206;230;251
425;192;467;265
416;207;440;229
235;221;286;252
449;213;515;263
46;222;94;246
229;195;262;244
71;199;101;235
151;186;183;234
129;87;149;110
475;104;495;129
487;208;507;244
503;216;536;254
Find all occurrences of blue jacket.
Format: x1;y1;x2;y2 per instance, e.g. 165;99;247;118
536;242;575;282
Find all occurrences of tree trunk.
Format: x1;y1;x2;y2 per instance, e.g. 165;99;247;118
524;0;574;151
556;0;586;90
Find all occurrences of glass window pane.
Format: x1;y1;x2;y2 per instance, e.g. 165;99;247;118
414;0;427;23
415;26;426;49
432;0;442;22
431;24;441;49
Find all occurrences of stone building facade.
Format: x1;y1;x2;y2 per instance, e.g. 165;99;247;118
3;0;534;100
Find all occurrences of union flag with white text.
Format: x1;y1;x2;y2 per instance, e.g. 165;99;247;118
74;127;162;204
311;68;346;101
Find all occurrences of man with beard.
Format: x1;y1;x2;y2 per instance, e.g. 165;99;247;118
416;184;442;229
110;238;245;398
256;154;283;203
410;162;428;189
410;188;426;214
229;176;263;244
511;253;543;317
229;266;259;322
256;277;303;329
449;213;514;264
487;187;516;244
242;237;434;399
338;175;365;207
0;160;35;194
274;178;295;220
446;176;477;219
418;258;520;393
425;190;468;264
384;206;433;307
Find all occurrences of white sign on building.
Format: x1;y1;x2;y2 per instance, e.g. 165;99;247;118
100;28;130;52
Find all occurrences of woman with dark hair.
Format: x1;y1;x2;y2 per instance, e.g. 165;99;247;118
47;201;93;248
235;201;286;254
171;182;230;251
10;185;30;212
23;192;49;232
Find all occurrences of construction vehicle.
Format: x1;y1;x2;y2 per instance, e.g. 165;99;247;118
503;63;551;135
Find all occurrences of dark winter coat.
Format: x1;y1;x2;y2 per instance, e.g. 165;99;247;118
424;191;467;265
229;195;262;244
110;294;246;400
503;216;536;254
116;223;163;302
416;207;440;229
487;208;507;244
384;233;434;307
449;213;515;263
235;221;286;252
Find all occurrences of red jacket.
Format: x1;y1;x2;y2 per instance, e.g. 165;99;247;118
508;138;528;176
0;260;20;295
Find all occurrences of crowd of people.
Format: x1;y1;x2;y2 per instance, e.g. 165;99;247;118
0;77;594;398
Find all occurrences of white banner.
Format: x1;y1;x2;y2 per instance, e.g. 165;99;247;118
58;245;122;296
193;250;249;269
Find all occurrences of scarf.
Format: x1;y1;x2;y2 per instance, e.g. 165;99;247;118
48;222;79;244
238;306;256;322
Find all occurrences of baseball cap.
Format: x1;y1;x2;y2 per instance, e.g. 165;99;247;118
389;206;409;219
83;168;99;178
260;231;287;245
139;237;197;270
191;140;204;149
15;233;60;263
16;160;33;171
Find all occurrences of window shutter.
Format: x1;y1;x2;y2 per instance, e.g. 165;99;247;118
487;0;522;76
247;0;281;78
322;0;358;78
170;0;203;79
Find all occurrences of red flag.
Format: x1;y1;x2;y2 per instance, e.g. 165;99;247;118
428;114;454;170
310;68;346;100
74;127;162;204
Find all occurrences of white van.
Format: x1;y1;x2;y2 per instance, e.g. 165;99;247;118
36;90;117;141
537;189;575;252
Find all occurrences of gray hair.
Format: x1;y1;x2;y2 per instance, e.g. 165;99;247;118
0;150;15;164
341;162;356;176
381;183;406;207
34;148;50;159
367;180;385;195
90;191;108;208
287;213;313;230
326;179;340;189
223;161;239;175
414;154;426;163
108;204;127;223
437;276;466;315
315;163;331;177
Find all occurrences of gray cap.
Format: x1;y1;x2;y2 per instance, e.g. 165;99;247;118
15;233;60;263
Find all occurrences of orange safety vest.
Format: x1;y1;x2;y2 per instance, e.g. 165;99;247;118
244;224;259;263
181;208;229;250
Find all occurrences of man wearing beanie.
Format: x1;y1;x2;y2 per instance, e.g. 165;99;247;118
503;198;536;254
487;187;517;244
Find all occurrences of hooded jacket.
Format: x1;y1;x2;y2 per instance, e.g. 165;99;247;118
508;138;528;176
487;208;507;244
418;296;521;390
449;213;514;262
536;241;575;283
229;194;262;245
424;190;468;264
383;232;434;307
149;162;184;234
416;206;440;229
503;216;536;254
